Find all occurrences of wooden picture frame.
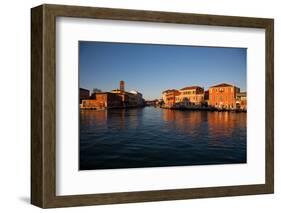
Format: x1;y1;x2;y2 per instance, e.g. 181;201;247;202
31;4;274;208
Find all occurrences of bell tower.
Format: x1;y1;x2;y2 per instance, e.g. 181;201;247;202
120;80;125;92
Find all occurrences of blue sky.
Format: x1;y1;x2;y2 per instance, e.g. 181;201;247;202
79;41;246;100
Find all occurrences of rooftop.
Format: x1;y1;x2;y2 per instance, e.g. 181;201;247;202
180;86;203;90
129;90;142;95
80;88;89;92
209;83;234;88
162;89;179;94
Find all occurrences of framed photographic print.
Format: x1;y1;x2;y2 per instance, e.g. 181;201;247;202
31;4;274;208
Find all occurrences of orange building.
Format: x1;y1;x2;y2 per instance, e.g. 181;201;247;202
80;81;144;110
176;86;204;106
162;89;180;108
208;83;240;109
80;92;123;110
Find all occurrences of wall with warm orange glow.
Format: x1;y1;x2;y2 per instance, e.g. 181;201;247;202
209;86;239;109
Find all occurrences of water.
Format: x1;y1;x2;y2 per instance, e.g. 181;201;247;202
79;107;246;170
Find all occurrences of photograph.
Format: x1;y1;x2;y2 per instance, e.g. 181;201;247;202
79;41;247;170
29;3;274;208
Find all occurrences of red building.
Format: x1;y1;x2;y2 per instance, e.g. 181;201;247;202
81;92;123;110
208;83;240;109
80;81;144;110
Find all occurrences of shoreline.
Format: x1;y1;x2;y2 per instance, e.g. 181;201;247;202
160;106;246;112
80;105;247;112
160;107;247;112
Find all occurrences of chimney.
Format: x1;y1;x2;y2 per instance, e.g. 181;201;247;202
120;80;125;92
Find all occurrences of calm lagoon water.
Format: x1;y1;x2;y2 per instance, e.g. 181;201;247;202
79;107;246;170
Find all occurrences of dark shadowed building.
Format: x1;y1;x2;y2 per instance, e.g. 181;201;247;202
79;88;90;103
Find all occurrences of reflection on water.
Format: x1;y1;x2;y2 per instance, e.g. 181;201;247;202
79;107;246;170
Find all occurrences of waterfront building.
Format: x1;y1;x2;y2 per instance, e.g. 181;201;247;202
204;90;209;106
145;99;163;107
80;81;144;110
80;92;122;110
145;100;157;106
79;88;90;103
92;88;102;94
162;89;181;108
129;90;144;106
111;84;144;107
236;92;247;110
176;86;205;106
208;83;240;109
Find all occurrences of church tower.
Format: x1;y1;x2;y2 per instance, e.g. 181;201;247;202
120;80;125;92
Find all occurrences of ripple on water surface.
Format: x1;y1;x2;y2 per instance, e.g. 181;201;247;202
79;107;247;170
